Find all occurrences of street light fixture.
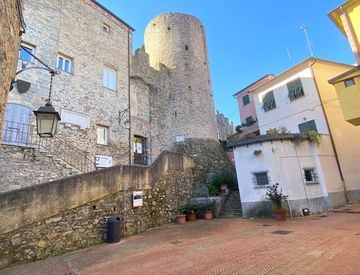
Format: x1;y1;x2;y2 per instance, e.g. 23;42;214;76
15;45;61;137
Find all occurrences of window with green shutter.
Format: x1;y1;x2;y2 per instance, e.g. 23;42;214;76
262;91;276;112
287;79;304;101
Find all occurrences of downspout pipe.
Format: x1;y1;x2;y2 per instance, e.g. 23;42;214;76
128;29;132;166
309;58;349;203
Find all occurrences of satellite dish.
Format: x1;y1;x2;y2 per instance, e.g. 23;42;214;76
11;79;31;93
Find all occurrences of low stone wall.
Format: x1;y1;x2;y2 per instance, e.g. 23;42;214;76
0;151;194;269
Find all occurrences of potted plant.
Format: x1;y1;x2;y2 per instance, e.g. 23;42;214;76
184;204;198;221
266;183;288;221
204;201;215;220
176;206;187;224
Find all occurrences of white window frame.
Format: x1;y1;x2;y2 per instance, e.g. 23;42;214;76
103;23;110;33
57;54;72;73
303;168;318;184
18;43;35;63
103;66;117;91
97;125;109;145
252;170;270;188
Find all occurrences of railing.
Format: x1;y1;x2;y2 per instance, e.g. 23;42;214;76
2;120;95;173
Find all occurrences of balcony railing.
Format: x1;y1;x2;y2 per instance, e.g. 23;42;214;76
2;120;95;173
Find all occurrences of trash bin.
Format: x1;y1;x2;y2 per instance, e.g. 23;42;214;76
106;215;121;243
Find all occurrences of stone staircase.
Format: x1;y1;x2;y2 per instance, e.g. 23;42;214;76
221;189;243;217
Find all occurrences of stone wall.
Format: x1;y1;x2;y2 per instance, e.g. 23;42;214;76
216;110;235;141
144;13;219;141
0;151;194;269
7;0;133;165
0;0;23;139
0;145;78;193
173;138;236;196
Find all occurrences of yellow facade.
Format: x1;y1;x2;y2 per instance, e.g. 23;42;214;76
329;67;360;125
329;0;360;126
312;60;360;201
329;0;360;64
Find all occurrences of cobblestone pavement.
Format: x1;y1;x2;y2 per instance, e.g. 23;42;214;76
1;212;360;275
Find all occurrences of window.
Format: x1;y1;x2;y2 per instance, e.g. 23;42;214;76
245;116;255;125
303;168;318;184
96;126;108;145
103;23;110;33
242;94;250;106
185;45;189;51
262;91;276;112
252;171;270;188
287;79;304;101
57;54;72;73
298;120;317;133
18;43;35;62
344;78;355;87
103;66;117;91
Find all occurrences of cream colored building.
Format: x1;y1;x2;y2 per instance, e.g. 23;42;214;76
249;58;360;204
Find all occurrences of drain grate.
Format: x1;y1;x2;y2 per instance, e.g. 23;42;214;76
262;224;274;227
170;240;182;244
272;230;293;235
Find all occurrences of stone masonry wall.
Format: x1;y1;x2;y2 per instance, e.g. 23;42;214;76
8;0;132;165
173;138;236;196
0;151;194;269
0;0;23;139
0;145;78;193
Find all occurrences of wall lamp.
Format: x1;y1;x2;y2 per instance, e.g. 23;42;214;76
14;45;61;137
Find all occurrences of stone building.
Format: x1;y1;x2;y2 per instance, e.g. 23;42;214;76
1;1;234;191
216;110;235;141
0;0;25;139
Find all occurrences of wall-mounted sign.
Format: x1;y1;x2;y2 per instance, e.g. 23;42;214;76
94;155;113;168
133;191;143;207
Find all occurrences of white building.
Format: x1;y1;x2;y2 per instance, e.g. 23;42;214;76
231;58;360;217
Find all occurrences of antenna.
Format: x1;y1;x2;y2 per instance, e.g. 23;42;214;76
300;24;314;57
286;47;292;63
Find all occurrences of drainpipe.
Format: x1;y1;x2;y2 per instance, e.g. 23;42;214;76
309;59;349;203
128;29;132;166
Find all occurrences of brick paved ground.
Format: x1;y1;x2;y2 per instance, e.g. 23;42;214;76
1;212;360;275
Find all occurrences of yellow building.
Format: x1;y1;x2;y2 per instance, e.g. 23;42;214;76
329;0;360;64
328;0;360;126
329;65;360;125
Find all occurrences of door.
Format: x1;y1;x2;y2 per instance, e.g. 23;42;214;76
133;135;147;165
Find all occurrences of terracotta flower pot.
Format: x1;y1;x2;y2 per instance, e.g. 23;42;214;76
274;208;287;221
176;214;186;224
204;210;213;220
186;212;197;221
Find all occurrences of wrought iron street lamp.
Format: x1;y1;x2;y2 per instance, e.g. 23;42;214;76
15;45;61;137
33;70;61;137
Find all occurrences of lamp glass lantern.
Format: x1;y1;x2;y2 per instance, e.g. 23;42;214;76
124;119;131;129
33;102;61;137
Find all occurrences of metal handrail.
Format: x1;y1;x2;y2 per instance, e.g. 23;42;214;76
2;120;95;173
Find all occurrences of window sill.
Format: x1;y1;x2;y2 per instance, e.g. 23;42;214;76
305;181;319;185
254;185;270;189
103;86;117;92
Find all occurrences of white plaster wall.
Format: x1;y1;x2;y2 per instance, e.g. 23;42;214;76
254;68;329;135
234;138;341;206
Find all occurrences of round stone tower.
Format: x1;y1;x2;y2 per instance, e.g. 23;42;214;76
144;12;218;141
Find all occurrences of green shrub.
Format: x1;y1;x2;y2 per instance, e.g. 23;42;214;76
208;184;220;196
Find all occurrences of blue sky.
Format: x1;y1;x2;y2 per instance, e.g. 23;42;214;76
97;0;355;125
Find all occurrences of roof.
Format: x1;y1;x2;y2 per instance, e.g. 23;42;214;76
227;133;309;148
90;0;135;31
249;57;353;95
328;65;360;84
233;74;274;98
328;0;360;36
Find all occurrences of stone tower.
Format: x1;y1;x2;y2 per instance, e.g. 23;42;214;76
144;12;218;141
